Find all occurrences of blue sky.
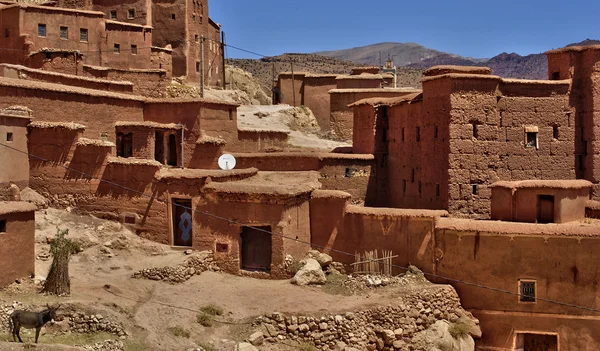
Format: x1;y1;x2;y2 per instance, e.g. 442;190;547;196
210;0;599;59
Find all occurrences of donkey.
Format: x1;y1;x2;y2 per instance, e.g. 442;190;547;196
8;304;60;343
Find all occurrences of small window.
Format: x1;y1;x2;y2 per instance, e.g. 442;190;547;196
80;28;88;42
199;16;203;24
60;26;68;39
472;184;478;195
553;125;559;140
519;280;536;303
418;181;422;195
436;184;440;197
192;14;196;22
216;243;228;253
110;10;117;19
131;45;137;55
551;72;560;80
114;43;120;53
124;215;136;224
411;168;415;183
6;132;13;142
171;14;176;20
195;34;199;42
434;126;438;139
5;29;9;38
402;180;407;195
472;123;478;139
0;219;5;233
38;23;46;37
128;9;135;18
526;132;538;148
116;132;133;158
195;61;200;72
416;127;420;142
229;109;233;120
401;128;405;142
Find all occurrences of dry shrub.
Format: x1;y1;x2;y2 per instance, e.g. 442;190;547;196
200;304;224;316
167;326;190;338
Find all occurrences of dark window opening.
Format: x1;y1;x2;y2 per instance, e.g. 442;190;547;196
124;215;136;224
0;219;6;233
216;243;228;253
116;132;133;158
80;28;88;42
416;127;420;142
411;169;415;183
402;180;407;195
59;26;68;39
110;10;117;19
195;34;199;42
192;14;196;22
551;72;560;80
418;181;422;194
128;9;135;18
6;132;13;142
472;184;478;195
526;132;538;148
131;44;137;55
38;24;46;37
154;131;165;164
195;61;200;72
470;121;480;139
520;280;536;302
167;134;178;166
4;29;9;38
401;128;405;142
436;184;440;197
171;14;176;20
44;52;52;59
538;195;555;224
241;226;272;272
434;126;438;139
229;109;234;120
199;16;202;24
578;155;585;172
380;154;387;168
114;43;120;53
553;125;559;140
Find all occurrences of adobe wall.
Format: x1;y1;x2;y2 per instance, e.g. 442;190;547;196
195;194;311;278
25;52;83;76
302;75;337;131
336;77;383;90
352;104;377;154
278;73;305;107
82;65;168;98
0;64;135;94
203;19;223;87
547;48;600;201
444;75;573;218
0;79;145;141
151;0;188;77
330;89;416;140
91;0;149;25
150;47;173;78
0;209;36;287
102;23;153;71
0;116;30;191
431;220;600;350
232;153;374;202
0;7;25;65
235;130;289;152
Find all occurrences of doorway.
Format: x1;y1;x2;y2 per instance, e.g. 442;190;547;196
537;195;555;223
515;333;558;351
167;134;178;166
240;226;272;272
172;199;192;247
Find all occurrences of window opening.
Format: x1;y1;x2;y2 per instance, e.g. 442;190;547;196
38;24;46;37
7;132;14;142
116;132;133;158
128;9;135;18
114;43;120;53
551;72;560;80
131;45;137;55
472;184;478;195
167;134;178;166
80;28;88;42
0;219;6;233
60;26;68;39
526;132;538;148
519;280;536;302
110;10;117;19
553;125;559;140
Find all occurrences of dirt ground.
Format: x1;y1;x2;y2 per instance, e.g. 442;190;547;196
0;209;407;351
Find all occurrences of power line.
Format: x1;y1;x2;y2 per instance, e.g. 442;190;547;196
1;142;597;314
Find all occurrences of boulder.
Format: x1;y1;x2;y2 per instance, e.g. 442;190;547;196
291;259;326;286
412;320;475;351
20;187;49;209
248;331;264;346
316;253;333;268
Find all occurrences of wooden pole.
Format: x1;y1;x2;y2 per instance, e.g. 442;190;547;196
221;31;226;90
200;36;205;98
291;61;296;107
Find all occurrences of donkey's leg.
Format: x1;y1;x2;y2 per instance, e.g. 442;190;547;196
35;327;41;343
15;325;23;343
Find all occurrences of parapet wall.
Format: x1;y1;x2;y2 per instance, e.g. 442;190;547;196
83;65;169;98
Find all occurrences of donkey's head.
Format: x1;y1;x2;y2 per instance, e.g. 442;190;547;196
46;304;60;324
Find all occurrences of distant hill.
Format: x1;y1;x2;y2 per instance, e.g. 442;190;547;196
316;40;600;80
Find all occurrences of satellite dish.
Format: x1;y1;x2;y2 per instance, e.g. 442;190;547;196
218;154;236;170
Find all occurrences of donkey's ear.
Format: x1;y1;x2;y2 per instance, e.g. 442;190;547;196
46;303;51;309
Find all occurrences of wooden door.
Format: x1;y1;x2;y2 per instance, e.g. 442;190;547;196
524;333;558;351
538;195;555;223
172;199;192;247
240;226;272;272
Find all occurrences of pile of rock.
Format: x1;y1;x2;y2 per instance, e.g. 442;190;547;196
291;250;348;286
132;251;219;283
251;284;480;351
82;340;125;351
0;302;25;332
65;312;128;338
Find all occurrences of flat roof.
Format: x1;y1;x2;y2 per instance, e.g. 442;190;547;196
350;92;423;107
329;88;420;94
423;65;493;76
29;121;86;130
0;201;37;216
230;152;374;161
2;2;105;16
204;171;321;197
115;121;181;130
106;156;161;167
437;217;600;238
155;167;257;181
1;64;134;87
0;105;33;119
490;179;593;190
545;45;600;55
346;205;448;218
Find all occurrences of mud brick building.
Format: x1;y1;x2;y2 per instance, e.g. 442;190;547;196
0;106;33;200
0;201;36;287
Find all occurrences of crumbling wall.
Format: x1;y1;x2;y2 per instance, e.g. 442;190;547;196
82;65;168;98
25;52;83;76
150;47;173;78
235;130;289;152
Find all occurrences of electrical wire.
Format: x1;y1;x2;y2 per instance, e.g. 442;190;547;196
1;141;599;314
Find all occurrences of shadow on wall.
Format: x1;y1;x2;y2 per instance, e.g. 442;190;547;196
65;145;111;180
189;144;222;169
28;129;79;169
96;163;159;198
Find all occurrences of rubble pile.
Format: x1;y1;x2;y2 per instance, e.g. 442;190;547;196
82;339;125;351
251;284;480;351
132;251;219;283
65;311;128;337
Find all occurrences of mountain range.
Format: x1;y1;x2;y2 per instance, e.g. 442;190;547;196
316;39;600;80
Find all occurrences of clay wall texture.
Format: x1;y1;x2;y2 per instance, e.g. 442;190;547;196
91;0;148;25
0;209;36;287
546;47;600;200
235;130;289;152
26;52;83;76
102;22;153;70
278;73;305;107
0;64;135;94
82;65;168;97
302;76;337;131
0;115;31;188
330;89;419;140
